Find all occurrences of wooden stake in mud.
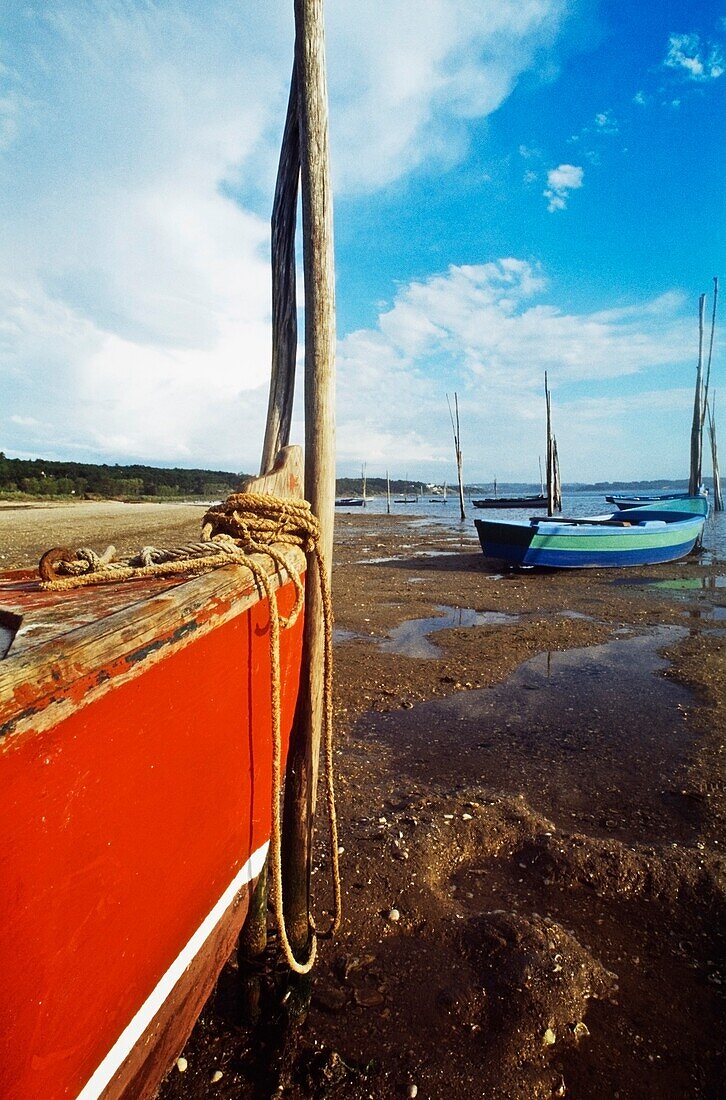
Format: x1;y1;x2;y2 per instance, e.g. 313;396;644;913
386;469;391;514
447;392;466;521
689;294;706;496
281;0;336;960
260;64;301;475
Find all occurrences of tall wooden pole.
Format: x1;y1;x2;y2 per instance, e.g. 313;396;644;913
260;66;301;475
707;397;723;511
281;0;336;958
703;277;719;421
447;392;466;520
386;469;391;514
545;372;554;516
689;294;706;495
361;462;367;505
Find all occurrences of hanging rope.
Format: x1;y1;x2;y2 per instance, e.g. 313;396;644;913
38;491;341;974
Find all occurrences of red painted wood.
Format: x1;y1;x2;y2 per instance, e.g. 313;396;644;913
0;578;303;1100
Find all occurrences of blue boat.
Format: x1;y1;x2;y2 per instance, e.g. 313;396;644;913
475;507;705;569
605;491;710;517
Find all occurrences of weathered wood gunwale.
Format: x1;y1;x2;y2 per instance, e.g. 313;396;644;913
0;546;305;741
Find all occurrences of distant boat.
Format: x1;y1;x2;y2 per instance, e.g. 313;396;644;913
336;461;367;506
472;493;547;510
429;481;448;503
395;474;417;504
605;491;710;517
475;505;705;569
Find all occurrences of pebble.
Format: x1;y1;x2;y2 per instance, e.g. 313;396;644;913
542;1027;556;1046
176;1057;188;1073
211;1070;224;1083
387;908;401;922
462;812;473;821
407;1086;418;1098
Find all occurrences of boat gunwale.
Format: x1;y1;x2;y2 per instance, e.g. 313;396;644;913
0;544;306;743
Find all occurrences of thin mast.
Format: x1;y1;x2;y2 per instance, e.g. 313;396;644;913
447;392;466;521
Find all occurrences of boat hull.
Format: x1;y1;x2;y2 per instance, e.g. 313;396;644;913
0;555;304;1100
605;493;710;517
475;510;705;569
472;495;547;510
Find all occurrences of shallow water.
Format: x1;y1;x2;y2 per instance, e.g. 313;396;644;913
378;604;520;658
358;625;697;844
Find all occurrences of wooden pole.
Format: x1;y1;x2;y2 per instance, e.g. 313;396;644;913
553;436;562;511
689;294;706;495
545;372;555;516
447;392;466;521
707;397;723;511
260;65;301;475
281;0;336;959
386;469;391;514
703;277;719;420
362;462;367;506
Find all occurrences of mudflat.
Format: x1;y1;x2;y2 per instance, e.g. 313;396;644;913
2;504;723;1098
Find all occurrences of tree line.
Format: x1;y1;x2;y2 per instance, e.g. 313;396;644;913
0;453;247;499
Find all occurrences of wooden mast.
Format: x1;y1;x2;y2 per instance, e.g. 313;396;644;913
707;396;723;511
545;371;554;515
260;65;300;475
689;294;706;495
447;392;466;520
281;0;336;958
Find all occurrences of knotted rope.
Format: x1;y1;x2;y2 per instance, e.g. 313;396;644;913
38;491;341;975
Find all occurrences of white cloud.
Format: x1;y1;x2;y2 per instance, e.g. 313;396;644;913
593;109;618;134
336;260;695;478
0;0;570;469
633;90;647;106
664;32;724;81
327;0;568;194
543;163;583;212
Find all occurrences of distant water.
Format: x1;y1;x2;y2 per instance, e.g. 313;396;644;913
336;490;726;563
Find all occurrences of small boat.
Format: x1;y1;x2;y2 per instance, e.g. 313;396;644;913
475;505;705;569
336;462;367;507
0;448;307;1100
429;480;448;503
472;494;548;510
605;491;710;517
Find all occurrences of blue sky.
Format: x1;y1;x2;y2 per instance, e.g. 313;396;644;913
0;1;723;482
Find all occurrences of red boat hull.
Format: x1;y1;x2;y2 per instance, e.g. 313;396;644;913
0;558;304;1099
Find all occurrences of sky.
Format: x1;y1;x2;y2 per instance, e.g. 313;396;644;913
0;0;724;483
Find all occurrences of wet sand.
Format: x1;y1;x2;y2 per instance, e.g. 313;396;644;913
2;505;724;1098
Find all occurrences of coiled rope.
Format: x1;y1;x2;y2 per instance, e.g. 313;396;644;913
38;491;341;974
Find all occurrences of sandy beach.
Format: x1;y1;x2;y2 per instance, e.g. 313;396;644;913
2;503;723;1098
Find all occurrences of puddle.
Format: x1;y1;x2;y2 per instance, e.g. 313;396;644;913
556;610;597;621
357;626;698;843
333;627;368;645
680;606;726;623
379;604;520;659
360;549;470;565
612;575;726;591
